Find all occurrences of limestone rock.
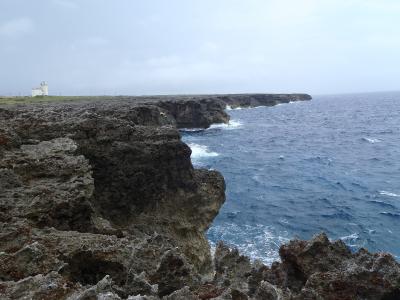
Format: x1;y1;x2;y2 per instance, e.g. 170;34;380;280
213;241;252;292
0;272;79;300
0;138;95;233
163;286;199;300
219;93;311;109
2;95;400;300
273;233;400;299
152;250;199;297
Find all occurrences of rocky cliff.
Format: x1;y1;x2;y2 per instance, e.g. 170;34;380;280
215;93;312;109
1;94;399;300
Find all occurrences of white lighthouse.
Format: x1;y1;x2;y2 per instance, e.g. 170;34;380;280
31;81;49;97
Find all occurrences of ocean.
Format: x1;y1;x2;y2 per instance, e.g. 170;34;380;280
181;92;400;264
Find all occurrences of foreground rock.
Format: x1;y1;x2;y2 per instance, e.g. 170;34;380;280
213;233;400;299
1;95;399;299
0;99;225;299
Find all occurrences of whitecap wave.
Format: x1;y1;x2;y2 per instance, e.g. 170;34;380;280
207;223;289;265
179;128;205;132
225;105;232;110
208;120;243;130
380;191;400;197
188;143;219;160
362;137;381;143
340;233;361;247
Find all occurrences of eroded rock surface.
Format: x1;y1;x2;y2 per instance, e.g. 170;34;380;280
212;233;400;300
1;95;399;299
0;99;225;299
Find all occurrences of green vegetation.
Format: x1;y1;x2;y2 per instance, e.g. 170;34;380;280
0;96;115;105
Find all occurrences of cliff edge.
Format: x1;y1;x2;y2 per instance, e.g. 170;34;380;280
1;94;399;299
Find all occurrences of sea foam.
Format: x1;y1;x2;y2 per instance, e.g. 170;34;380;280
340;233;362;248
208;120;243;130
207;223;289;265
188;143;219;160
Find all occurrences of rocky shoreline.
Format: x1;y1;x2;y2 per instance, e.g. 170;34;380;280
1;94;399;299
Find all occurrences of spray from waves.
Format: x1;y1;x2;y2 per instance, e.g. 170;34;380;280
207;223;371;264
188;143;219;161
208;120;243;130
180;120;243;132
380;191;400;197
207;223;289;265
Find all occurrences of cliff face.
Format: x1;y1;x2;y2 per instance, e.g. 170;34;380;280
1;94;399;300
0;100;225;298
155;99;229;128
214;93;312;109
151;93;311;127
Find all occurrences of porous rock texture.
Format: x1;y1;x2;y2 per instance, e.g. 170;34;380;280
1;94;399;299
0;98;225;299
211;233;400;300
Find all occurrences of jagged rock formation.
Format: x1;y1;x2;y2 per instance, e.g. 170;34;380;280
0;93;311;129
1;94;399;299
0;99;225;299
211;233;400;300
215;93;312;109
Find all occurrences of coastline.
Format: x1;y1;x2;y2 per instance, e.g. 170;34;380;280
1;93;400;299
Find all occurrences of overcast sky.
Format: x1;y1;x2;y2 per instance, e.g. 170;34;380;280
1;0;399;96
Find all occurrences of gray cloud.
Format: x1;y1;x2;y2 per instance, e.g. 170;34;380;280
0;0;399;96
52;0;79;9
0;17;34;37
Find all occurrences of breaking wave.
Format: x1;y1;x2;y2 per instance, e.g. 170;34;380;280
188;143;219;161
340;233;364;248
208;120;243;130
207;223;290;265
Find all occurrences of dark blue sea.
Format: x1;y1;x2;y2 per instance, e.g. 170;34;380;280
181;92;400;264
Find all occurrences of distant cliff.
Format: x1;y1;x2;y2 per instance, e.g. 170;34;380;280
0;93;312;129
153;93;311;128
216;93;312;109
1;94;399;300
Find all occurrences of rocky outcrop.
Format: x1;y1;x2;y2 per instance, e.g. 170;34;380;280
2;94;399;299
0;93;311;129
0;102;225;270
217;93;312;109
0;99;225;299
155;98;229;129
212;233;400;300
150;93;311;127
